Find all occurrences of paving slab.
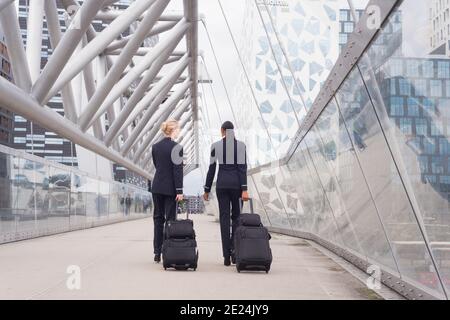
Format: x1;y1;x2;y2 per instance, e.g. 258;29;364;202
0;214;382;300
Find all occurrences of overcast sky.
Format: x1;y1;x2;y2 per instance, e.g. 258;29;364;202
173;0;371;195
170;0;247;195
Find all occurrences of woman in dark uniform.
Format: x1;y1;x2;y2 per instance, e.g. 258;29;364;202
151;119;184;263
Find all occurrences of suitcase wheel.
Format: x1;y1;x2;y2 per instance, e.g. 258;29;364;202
175;266;189;271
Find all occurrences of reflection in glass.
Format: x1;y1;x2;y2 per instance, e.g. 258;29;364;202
0;149;152;244
98;180;110;218
71;173;86;227
30;161;49;232
275;165;305;232
47;165;70;230
0;153;14;236
85;177;99;221
13;156;37;233
251;170;290;229
358;0;450;296
247;176;271;227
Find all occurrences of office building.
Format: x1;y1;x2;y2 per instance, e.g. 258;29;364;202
182;195;204;214
430;0;450;56
0;25;14;147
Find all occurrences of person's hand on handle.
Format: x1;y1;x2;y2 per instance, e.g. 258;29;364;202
175;194;184;202
241;190;250;201
203;192;209;201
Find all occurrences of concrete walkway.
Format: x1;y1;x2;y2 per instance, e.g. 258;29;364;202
0;214;381;300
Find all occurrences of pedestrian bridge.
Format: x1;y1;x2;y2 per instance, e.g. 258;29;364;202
0;0;450;300
0;214;393;300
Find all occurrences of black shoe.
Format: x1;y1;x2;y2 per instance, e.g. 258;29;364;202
154;254;161;263
231;253;236;265
224;256;231;266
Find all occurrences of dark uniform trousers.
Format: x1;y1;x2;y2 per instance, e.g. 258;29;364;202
204;135;248;259
152;193;177;255
216;188;241;258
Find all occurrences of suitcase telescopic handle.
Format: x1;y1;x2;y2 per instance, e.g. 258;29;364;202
176;200;188;220
239;198;254;214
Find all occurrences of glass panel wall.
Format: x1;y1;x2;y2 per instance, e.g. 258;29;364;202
284;145;321;235
336;66;444;296
356;0;450;296
0;152;14;236
275;165;305;232
247;176;271;226
47;165;70;231
0;147;152;244
307;101;361;254
30;160;49;232
331;70;397;272
70;172;87;227
85;176;99;222
243;0;450;299
251;169;291;229
98;180;110;219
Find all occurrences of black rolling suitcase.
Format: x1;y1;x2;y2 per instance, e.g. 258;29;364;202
234;199;272;273
162;202;198;271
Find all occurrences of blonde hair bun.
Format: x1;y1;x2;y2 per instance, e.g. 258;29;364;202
161;119;179;136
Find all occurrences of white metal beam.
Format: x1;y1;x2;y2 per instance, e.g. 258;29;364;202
44;0;78;122
121;79;191;156
102;0;121;8
179;122;194;147
26;0;45;83
0;0;14;12
43;0;158;104
184;0;199;165
95;10;182;21
78;0;170;131
0;3;32;91
102;52;188;146
142;117;193;170
0;77;151;180
89;18;189;128
133;97;192;162
104;55;190;146
33;0;108;104
105;21;177;52
0;0;200;185
141;102;192;166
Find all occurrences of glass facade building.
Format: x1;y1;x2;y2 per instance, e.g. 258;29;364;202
430;0;450;56
0;26;14;147
203;0;450;299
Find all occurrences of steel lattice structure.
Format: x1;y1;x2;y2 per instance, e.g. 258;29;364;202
0;0;199;180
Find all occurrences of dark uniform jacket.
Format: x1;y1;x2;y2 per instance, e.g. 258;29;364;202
204;136;247;192
151;137;183;196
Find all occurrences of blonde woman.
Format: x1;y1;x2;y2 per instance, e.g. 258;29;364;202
151;119;184;263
